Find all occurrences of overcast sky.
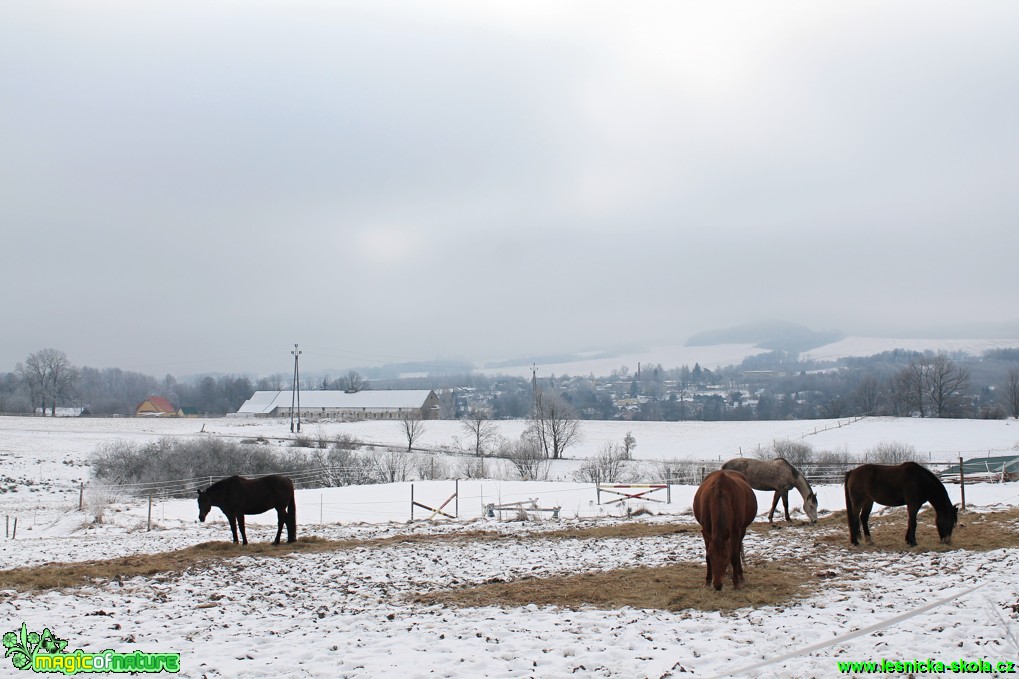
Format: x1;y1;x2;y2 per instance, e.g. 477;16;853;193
2;1;1017;377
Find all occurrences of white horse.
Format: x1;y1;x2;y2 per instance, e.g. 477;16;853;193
720;457;818;523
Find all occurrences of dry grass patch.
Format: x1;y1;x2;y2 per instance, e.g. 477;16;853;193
0;525;642;592
542;522;696;541
413;557;817;613
0;537;362;591
815;506;1019;552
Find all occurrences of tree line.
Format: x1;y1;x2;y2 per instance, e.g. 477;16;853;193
1;349;256;416
3;346;1018;421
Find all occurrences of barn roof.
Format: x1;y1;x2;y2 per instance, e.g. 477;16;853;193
236;390;435;415
140;396;176;413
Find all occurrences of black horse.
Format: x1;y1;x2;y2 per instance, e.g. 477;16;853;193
844;462;958;547
197;475;297;545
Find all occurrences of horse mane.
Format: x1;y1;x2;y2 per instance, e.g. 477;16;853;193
204;476;236;494
909;462;952;504
771;457;799;478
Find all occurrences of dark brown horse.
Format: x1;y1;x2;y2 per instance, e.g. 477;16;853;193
721;457;818;524
197;475;297;545
693;469;758;591
844;462;957;547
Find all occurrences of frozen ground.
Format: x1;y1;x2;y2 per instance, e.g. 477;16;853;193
1;415;1018;678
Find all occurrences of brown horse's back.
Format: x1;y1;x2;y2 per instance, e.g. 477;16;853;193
693;470;758;590
845;463;916;507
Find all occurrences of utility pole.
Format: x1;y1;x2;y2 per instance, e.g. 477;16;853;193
530;363;539;417
290;344;302;433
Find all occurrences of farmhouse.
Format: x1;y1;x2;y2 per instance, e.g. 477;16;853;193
235;390;441;421
135;396;180;417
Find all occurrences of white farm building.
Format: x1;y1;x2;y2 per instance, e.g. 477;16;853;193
235;390;441;421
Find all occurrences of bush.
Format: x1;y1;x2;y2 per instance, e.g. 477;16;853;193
573;443;629;484
499;435;550;481
866;442;923;464
91;437;325;495
762;440;815;466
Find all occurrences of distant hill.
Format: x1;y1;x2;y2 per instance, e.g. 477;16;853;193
685;321;844;354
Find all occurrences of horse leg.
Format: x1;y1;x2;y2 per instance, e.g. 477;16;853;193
228;515;239;544
846;496;860;546
701;532;712;587
237;514;247;546
768;492;781;523
859;499;874;545
731;535;744;589
905;502;920;547
782;491;791;522
286;497;297;543
274;508;284;546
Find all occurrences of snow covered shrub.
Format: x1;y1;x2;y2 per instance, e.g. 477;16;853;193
83;483;119;525
90;437;324;495
573;443;629;484
866;442;923;464
326;447;374;486
763;440;815;466
499;435;551;481
416;454;452;480
365;449;414;483
653;459;706;485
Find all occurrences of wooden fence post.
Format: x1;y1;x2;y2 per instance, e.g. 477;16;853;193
147;495;152;531
79;483;84;511
959;456;966;511
11;517;17;539
410;483;415;521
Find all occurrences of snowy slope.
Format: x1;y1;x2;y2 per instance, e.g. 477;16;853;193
1;416;1018;678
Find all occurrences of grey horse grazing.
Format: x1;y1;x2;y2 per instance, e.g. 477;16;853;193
720;457;818;524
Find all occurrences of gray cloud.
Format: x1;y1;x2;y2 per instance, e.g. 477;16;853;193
2;1;1017;375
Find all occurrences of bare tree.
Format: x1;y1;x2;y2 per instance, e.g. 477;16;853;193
16;348;78;415
924;354;970;418
337;370;369;393
622;431;637;460
367;448;414;483
500;433;551;481
400;417;426;452
531;390;581;459
892;355;929;417
460;410;498;457
1004;368;1019;419
853;374;883;415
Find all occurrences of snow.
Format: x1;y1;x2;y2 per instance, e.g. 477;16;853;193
474;336;1019;379
1;415;1019;678
802;336;1019;362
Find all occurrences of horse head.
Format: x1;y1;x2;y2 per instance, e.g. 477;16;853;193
804;492;819;524
197;488;211;522
936;503;959;545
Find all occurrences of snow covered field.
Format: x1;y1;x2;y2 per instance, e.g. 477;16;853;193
1;415;1019;678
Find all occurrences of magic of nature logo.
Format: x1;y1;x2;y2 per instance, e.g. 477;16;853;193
3;622;180;674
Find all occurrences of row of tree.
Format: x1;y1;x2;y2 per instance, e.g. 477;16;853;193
4;346;1019;423
2;349;257;416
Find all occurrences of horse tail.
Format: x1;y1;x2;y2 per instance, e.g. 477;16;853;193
711;488;732;551
843;470;857;543
287;489;297;540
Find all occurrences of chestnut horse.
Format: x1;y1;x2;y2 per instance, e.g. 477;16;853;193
844;462;957;547
693;470;758;591
197;475;297;545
